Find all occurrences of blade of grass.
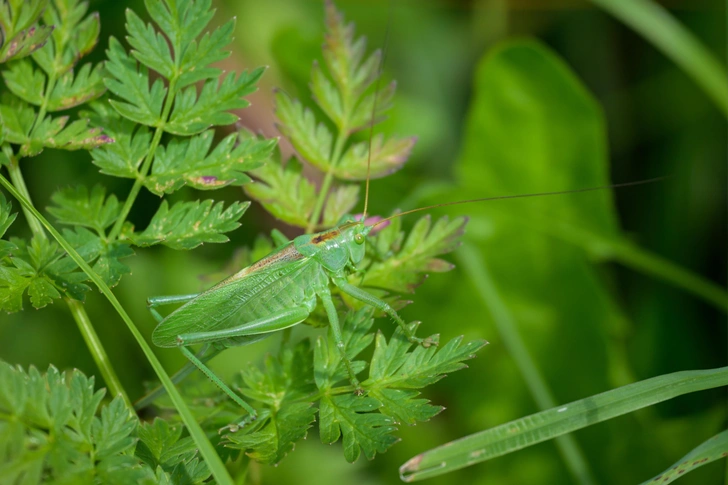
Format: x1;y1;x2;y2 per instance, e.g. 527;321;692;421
457;243;597;485
639;429;728;485
590;0;728;117
400;365;728;481
0;174;235;485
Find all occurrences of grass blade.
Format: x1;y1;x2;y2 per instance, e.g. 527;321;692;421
639;429;728;485
590;0;728;116
0;174;235;485
399;366;728;481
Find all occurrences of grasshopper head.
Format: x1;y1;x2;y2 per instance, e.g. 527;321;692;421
342;219;372;265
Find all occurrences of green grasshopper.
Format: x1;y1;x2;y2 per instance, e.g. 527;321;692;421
144;213;435;419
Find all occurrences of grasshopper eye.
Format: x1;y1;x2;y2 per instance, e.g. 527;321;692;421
354;233;365;245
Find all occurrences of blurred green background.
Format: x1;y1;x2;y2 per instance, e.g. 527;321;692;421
1;0;726;484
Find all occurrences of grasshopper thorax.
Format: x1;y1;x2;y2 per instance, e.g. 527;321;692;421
294;220;372;272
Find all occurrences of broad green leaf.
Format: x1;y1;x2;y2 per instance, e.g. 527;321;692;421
244;156;317;229
334;134;415;181
47;61;106;111
165;68;264;136
275;90;332;169
639;429;728;485
0;0;53;62
126;199;249;250
144;129;274;195
399;367;728;481
1;58;45;105
48;185;121;233
105;36;166;126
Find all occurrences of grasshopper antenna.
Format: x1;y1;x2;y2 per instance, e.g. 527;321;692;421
372;177;666;227
362;0;393;222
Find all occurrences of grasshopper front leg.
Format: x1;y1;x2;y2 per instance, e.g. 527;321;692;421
317;286;364;393
332;276;439;347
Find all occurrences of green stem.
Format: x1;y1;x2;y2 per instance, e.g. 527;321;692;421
108;78;179;241
457;243;597;485
0;174;235;485
307;129;349;233
66;298;131;408
30;73;57;135
4;148;131;407
610;240;728;312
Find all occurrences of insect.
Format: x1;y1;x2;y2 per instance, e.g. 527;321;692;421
137;2;660;419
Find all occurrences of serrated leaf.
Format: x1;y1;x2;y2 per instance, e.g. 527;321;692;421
335;134;415;181
47;61;106;111
0;95;35;145
0;192;18;258
275;90;332;169
127;199;249;250
362;215;466;294
0;362;159;484
24;114;112;156
177;19;234;88
125;8;175;80
33;0;100;75
1;58;45;105
314;308;375;391
319;393;398;462
105;36;166;126
144;129;274;195
244;156;317;228
0;20;53;63
61;226;132;288
364;329;486;390
322;184;359;228
84;102;147;179
165;68;264;136
48;185;121;233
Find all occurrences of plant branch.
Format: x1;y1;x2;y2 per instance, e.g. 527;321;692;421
307;127;348;233
0;174;236;485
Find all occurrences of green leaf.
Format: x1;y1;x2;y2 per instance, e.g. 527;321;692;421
244;156;317;229
48;185;121;233
399;367;728;482
177;19;234;88
144;129;274;195
165;68;264;136
33;0;100;75
125;8;175;80
0;362;158;484
105;36;166;126
84;102;148;179
136;418;211;484
0;191;18;258
126;199;249;250
322;184;359;228
334;134;415;181
319;393;397;463
0;95;35;145
639;429;728;485
225;341;317;465
25;114;112;156
47;61;106;111
362;215;465;295
274;90;332;169
0;0;53;63
61;226;133;288
1;58;45;105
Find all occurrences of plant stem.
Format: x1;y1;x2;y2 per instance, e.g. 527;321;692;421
108;78;179;241
0;175;236;485
458;243;597;485
307;129;349;233
3;147;132;407
66;298;132;407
